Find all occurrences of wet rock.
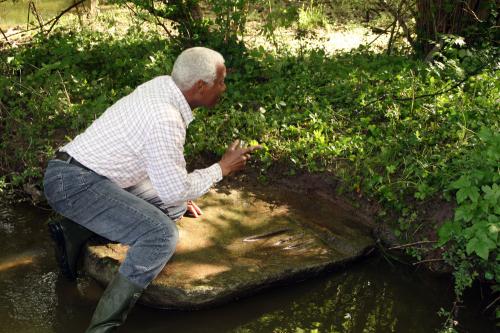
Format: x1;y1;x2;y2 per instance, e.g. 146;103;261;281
83;186;374;309
23;183;43;203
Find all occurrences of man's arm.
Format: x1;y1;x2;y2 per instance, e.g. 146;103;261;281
143;119;221;206
143;118;261;207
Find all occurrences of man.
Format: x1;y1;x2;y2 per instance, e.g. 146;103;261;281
43;47;260;332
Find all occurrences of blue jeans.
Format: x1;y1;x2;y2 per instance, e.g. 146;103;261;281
43;159;185;288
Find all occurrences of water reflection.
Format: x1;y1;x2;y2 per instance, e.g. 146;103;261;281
230;259;450;333
0;203;494;333
0;203;54;333
0;251;38;272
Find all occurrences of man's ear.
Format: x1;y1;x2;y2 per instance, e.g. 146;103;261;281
195;80;206;93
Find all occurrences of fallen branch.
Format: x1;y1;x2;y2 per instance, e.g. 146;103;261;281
484;295;499;312
396;65;495;101
412;258;444;266
389;240;437;250
362;62;496;108
483;296;500;312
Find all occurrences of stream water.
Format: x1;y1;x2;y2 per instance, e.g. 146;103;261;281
0;201;493;333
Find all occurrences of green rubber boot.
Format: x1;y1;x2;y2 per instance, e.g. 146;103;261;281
48;217;95;280
86;273;143;333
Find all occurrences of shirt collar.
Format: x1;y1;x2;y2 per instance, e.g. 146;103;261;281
166;76;194;126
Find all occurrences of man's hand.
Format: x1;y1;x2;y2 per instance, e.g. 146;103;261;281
218;140;262;177
185;200;203;218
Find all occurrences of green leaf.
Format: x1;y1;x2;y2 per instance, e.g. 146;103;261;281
456;185;479;204
438;220;462;245
465;238;486;259
450;175;470;190
454;204;475;222
478;127;492;142
483;184;500;206
466;234;496;260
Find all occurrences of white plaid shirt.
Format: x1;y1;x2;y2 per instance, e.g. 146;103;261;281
62;76;222;206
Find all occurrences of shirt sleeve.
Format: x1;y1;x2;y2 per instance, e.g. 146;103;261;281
142;118;222;206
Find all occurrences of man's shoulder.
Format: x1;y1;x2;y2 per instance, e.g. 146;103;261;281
123;75;188;127
137;75;172;90
133;76;176;108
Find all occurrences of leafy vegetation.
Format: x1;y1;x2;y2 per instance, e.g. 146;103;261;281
438;127;499;294
1;0;499;328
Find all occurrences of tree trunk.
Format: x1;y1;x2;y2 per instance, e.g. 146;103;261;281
90;0;99;15
415;0;495;56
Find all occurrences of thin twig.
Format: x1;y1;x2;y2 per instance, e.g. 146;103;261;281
3;25;41;38
29;1;45;36
366;24;390;47
484;295;500;312
47;0;86;34
386;18;397;55
462;0;484;23
0;100;6;112
377;0;415;49
412;258;444;266
12;81;45;99
124;2;139;17
0;25;12;46
75;0;84;28
56;70;71;104
389;240;437;250
26;0;31;31
386;0;404;55
376;240;411;266
395;1;415;49
150;2;175;40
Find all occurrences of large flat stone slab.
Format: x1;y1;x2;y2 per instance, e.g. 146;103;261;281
83;186;374;309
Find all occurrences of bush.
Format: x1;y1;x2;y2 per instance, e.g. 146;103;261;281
0;27;176;191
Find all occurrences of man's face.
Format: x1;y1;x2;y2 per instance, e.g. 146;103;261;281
200;64;226;108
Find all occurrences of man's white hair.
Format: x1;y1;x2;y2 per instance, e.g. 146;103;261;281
171;47;225;91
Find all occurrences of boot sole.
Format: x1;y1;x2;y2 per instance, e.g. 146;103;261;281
48;221;77;280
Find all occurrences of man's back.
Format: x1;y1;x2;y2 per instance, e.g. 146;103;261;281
62;75;192;189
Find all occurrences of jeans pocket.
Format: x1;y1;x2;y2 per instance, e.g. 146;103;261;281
62;170;92;207
43;172;66;207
